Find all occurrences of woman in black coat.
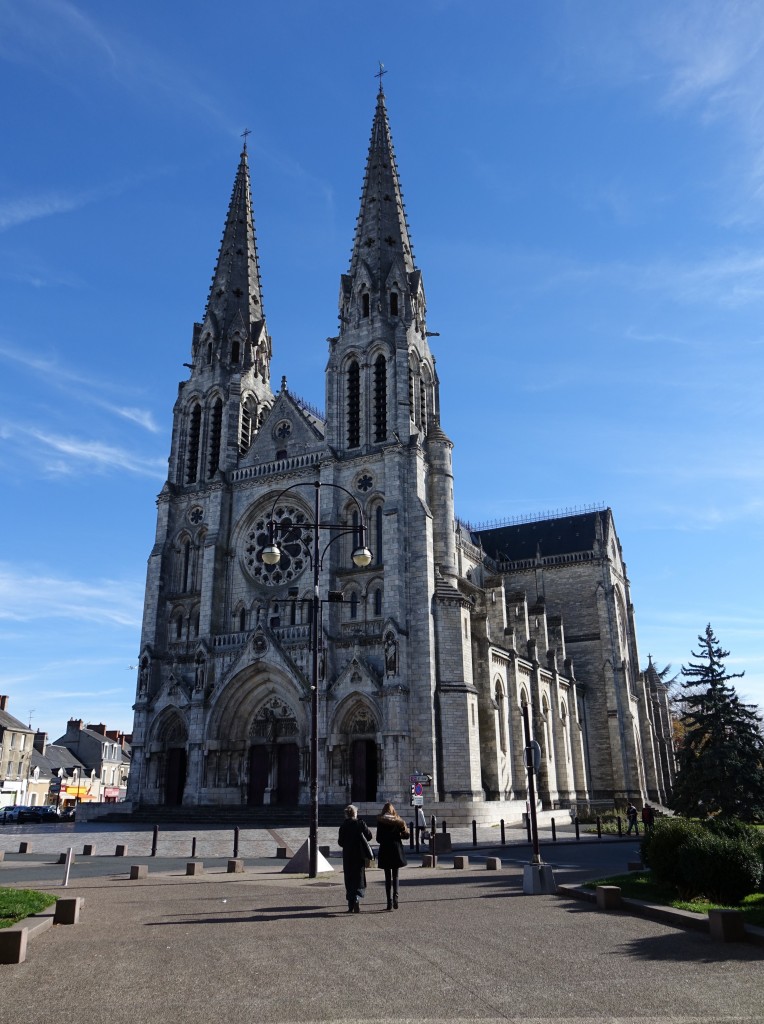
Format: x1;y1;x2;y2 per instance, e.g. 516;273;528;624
376;801;409;910
337;804;373;913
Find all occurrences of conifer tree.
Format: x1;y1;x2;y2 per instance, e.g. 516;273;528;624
671;624;764;821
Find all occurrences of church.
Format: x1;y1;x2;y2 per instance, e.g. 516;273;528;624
127;84;674;822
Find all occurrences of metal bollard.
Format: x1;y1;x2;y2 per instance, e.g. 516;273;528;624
233;826;240;859
191;836;197;858
575;816;580;840
151;825;159;857
472;820;477;846
596;816;602;839
442;820;447;834
551;818;557;842
430;815;437;867
617;815;622;836
409;822;415;850
500;819;506;846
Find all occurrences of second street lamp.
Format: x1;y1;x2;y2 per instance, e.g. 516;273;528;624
260;479;372;878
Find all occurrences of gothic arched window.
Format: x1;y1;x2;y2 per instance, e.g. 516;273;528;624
181;539;192;592
374;354;387;442
207;398;223;478
347;360;360;448
350;592;358;619
390;291;398;316
373;587;382;616
375;504;383;565
362;292;370;318
239;608;246;632
186;403;202;483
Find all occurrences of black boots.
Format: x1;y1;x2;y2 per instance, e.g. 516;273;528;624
352;900;360;913
347;900;355;913
393;894;399;909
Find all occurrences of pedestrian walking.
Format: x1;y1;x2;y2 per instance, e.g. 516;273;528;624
376;801;409;910
338;804;373;913
641;803;655;834
626;802;639;835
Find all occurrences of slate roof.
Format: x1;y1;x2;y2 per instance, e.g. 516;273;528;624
473;510;610;564
0;708;33;733
32;744;87;778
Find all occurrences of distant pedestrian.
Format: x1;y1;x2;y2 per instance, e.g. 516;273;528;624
626;802;639;835
641;804;655;834
338;804;372;913
376;801;409;910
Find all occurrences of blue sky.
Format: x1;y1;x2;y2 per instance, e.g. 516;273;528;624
1;0;762;742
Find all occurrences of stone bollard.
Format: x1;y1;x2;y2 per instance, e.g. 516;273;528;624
709;909;746;943
129;864;148;880
186;861;203;876
485;857;502;870
421;854;434;867
227;858;244;874
18;841;31;854
115;844;128;857
0;928;28;964
319;845;331;859
276;846;288;859
54;897;83;925
596;885;622;910
454;855;469;869
82;844;95;856
627;860;643;871
57;852;74;865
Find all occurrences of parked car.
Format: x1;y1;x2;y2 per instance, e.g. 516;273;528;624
58;807;76;822
18;806;61;824
1;805;29;823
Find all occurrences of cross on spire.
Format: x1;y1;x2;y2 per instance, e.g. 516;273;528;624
241;128;251;150
375;61;387;94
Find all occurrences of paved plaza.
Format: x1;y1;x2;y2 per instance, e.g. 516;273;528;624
1;822;762;1024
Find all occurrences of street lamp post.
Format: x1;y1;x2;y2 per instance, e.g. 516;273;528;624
260;479;372;878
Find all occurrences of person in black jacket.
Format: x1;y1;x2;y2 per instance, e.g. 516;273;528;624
376;801;409;910
337;804;373;913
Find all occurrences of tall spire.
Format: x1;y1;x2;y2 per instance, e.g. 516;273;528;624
348;83;416;288
202;143;267;346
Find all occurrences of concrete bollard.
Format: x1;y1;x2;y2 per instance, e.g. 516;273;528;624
227;858;244;874
276;846;288;859
596;885;622;910
0;928;28;964
54;897;83;925
421;854;434;867
709;909;746;943
82;844;95;856
186;861;203;876
18;841;31;854
129;864;148;880
485;857;502;870
115;844;128;857
57;852;74;865
319;845;331;859
454;855;469;869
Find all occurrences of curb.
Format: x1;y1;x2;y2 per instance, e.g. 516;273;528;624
557;883;764;947
0;897;83;965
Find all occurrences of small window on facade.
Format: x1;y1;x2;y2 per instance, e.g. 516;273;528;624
375;505;383;564
193;612;200;637
350;592;358;619
175;615;183;640
239;608;246;631
182;540;192;592
206;342;213;365
362;292;370;318
374;588;382;616
390;292;398;316
231;340;240;363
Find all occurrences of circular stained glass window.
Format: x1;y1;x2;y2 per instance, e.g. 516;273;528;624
243;503;312;587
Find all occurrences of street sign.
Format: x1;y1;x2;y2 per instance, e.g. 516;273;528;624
411;795;424;806
413;782;423;796
409;773;432;785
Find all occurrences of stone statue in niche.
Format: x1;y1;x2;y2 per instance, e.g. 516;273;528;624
384;631;397;676
138;660;149;696
194;657;206;692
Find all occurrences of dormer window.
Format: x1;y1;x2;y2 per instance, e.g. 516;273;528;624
362;292;370;318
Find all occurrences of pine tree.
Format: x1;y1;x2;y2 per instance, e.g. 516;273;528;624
671;624;764;821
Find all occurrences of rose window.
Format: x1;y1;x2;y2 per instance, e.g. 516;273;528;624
243;504;312;587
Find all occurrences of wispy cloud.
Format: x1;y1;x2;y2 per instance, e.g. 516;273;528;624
0;564;143;628
0;419;166;478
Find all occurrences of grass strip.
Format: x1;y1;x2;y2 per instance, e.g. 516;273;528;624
583;871;764;927
0;887;57;928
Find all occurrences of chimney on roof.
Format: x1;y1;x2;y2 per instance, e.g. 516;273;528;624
87;723;107;735
34;731;47;755
0;695;8;712
66;719;83;737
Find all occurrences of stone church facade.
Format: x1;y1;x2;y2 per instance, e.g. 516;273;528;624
127;86;674;822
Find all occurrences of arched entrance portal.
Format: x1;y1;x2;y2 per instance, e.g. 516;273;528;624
248;697;301;805
166;748;187;806
149;711;188;807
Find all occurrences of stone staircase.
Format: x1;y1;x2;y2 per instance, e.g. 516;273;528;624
88;803;349;828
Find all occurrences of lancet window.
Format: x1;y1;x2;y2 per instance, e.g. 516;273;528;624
374;354;387;442
207;398;223;478
186;403;202;483
347;360;360;448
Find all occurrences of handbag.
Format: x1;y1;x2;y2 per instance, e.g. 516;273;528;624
360;832;375;867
